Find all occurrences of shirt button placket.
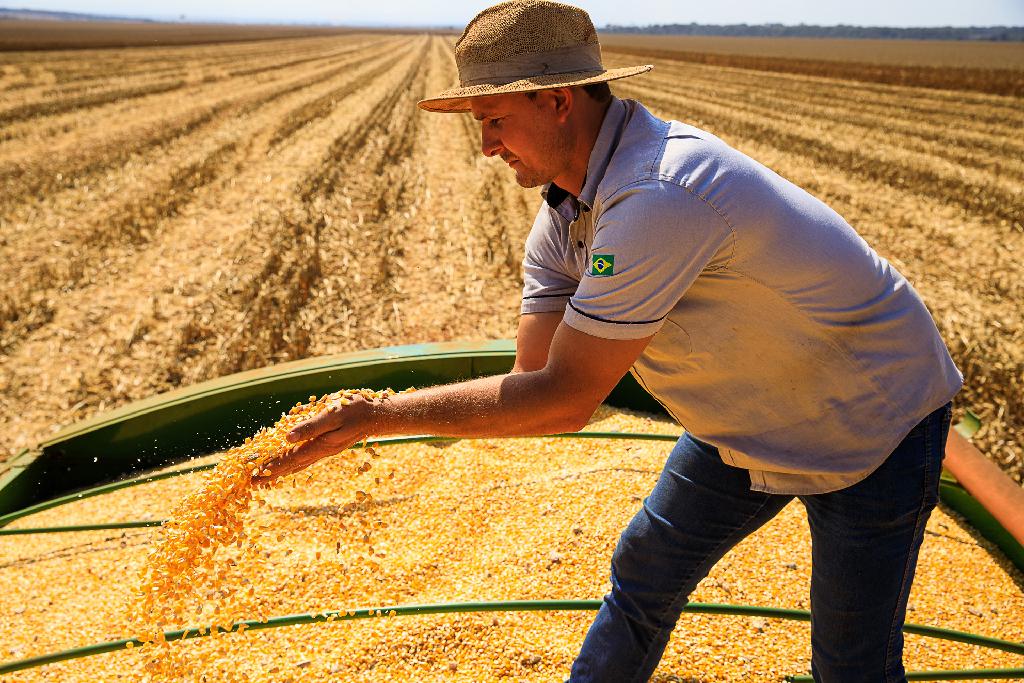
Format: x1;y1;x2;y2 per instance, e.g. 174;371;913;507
569;220;587;275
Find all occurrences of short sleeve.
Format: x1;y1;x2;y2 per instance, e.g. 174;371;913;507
521;204;579;315
563;180;734;340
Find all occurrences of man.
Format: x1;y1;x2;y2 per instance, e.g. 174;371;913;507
258;1;963;680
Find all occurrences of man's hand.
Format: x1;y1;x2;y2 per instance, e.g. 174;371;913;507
254;394;376;486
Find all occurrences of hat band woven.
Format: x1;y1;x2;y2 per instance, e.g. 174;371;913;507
458;42;604;87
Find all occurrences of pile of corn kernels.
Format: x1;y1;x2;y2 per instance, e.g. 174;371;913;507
128;389;398;676
0;404;1021;682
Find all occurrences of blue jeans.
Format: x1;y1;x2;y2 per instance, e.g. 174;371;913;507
570;402;951;683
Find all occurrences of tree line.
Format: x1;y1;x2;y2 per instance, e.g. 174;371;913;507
601;24;1024;42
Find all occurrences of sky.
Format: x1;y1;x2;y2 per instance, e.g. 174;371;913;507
7;0;1024;28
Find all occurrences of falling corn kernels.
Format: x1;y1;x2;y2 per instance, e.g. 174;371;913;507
128;388;405;653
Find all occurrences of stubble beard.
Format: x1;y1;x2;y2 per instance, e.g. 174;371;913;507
505;129;573;189
510;162;547;188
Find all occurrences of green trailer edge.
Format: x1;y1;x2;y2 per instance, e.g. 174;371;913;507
1;340;1021;572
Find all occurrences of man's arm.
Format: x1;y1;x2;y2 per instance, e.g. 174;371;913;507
257;320;652;482
512;311;562;373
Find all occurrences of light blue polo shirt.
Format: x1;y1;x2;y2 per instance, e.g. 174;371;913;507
521;97;962;495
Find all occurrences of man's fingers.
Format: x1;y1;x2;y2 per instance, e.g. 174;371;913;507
255;395;370;487
287;405;342;443
253;431;356;485
257;442;321;481
289;434;348;464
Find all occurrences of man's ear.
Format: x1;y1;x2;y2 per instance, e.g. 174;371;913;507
550;87;573;122
534;88;573;122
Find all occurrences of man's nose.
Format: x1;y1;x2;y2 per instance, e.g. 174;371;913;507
480;127;501;158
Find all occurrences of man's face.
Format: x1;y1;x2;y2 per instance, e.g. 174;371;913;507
470;91;572;188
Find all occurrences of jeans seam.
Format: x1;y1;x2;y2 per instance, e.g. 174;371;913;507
626;494;778;683
882;414;934;681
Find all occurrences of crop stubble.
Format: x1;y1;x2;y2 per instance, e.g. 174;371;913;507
0;36;408;355
600;36;1024;96
0;20;368;52
0;36;1021;480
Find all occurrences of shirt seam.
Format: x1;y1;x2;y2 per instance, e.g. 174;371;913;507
567;300;666;326
597;176;738;273
657;173;738;272
630;366;685;426
523;293;572;300
752;466;878;495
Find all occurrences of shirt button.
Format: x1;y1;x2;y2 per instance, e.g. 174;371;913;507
577;240;584;248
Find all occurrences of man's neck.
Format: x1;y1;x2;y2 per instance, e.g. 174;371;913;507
552;98;613;198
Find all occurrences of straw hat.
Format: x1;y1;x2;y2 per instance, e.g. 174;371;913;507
418;0;652;113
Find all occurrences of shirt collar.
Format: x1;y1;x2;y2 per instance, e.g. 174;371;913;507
541;96;628;219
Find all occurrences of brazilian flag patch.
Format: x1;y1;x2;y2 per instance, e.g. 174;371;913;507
590;254;615;277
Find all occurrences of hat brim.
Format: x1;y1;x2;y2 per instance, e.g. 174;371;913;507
417;64;653;113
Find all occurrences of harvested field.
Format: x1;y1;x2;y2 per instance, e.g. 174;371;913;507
600;34;1024;96
1;407;1022;680
0;32;536;468
0;20;377;51
599;34;1024;70
2;32;1020;486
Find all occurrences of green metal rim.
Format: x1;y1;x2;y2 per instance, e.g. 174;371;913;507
0;431;679;530
953;409;982;439
2;432;1018;574
0;600;1021;676
0;426;984;536
40;342;519;447
0;520;164;535
0;466;216;529
787;670;1024;681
